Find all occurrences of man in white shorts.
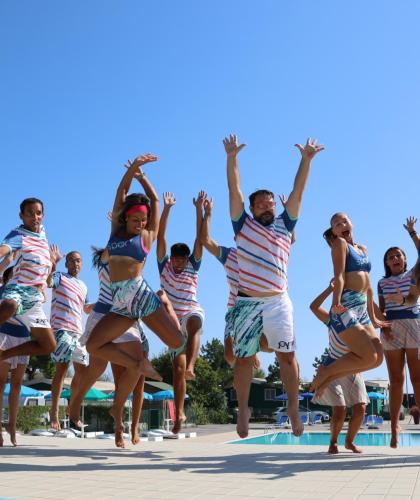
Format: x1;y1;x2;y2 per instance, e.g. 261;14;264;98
157;191;205;433
224;134;324;438
48;248;94;430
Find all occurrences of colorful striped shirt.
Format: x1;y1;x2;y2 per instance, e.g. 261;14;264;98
93;261;113;314
216;246;239;309
378;270;420;320
232;210;297;294
158;254;201;318
2;225;51;287
50;272;89;334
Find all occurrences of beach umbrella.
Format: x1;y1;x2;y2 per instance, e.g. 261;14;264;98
367;392;385;417
300;392;315;414
3;384;43;398
108;391;153;401
274;394;304;401
152;390;189;401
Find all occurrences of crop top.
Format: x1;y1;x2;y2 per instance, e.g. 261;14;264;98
107;234;149;263
345;244;371;273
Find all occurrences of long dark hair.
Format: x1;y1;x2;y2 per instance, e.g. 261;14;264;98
383;247;407;278
323;228;335;247
118;193;150;227
91;246;106;270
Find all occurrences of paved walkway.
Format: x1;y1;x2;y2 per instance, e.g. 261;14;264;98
1;424;420;499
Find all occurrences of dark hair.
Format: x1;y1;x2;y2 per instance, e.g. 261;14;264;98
383;247;407;278
330;212;348;226
170;243;190;258
66;251;81;262
413;255;420;289
20;197;44;214
249;189;275;207
323;228;335;247
91;246;106;270
2;266;14;285
118;193;150;226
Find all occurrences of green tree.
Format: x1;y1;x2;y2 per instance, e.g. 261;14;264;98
151;350;173;384
200;338;232;388
26;355;56;380
188;358;227;411
312;348;329;370
266;358;280;383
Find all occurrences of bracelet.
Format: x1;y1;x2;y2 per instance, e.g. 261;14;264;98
409;230;417;237
138;169;145;179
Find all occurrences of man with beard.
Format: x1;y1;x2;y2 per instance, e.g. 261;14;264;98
224;134;324;438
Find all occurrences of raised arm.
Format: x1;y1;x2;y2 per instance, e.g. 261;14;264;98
111;154;158;234
192;191;206;261
132;166;160;248
201;198;220;257
0;252;14;278
309;280;334;323
331;237;347;313
157;192;175;262
47;245;63;287
0;245;12;260
223;134;246;220
285;138;324;219
404;216;420;252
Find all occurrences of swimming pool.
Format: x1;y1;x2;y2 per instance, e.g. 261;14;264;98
231;432;420;447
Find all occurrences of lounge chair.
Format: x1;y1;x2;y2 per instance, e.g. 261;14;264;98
312;414;322;425
300;414;309;425
364;415;376;427
368;416;383;429
276;414;290;427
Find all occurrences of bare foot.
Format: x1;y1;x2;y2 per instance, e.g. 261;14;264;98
236;408;251;439
185;369;196;381
345;440;363;453
390;425;401;449
7;426;17;447
288;409;304;437
310;365;328;392
138;358;162;381
328;442;339;454
109;407;126;449
131;426;140;445
172;414;187;434
50;411;61;431
66;408;85;429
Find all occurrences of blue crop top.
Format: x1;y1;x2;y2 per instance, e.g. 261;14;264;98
345;244;371;273
107;234;149;263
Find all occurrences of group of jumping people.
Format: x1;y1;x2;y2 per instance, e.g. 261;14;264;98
0;135;419;453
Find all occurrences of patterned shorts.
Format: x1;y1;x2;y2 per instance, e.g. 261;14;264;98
170;309;204;359
329;289;371;335
230;293;295;358
380;318;420;351
2;284;43;316
80;311;149;351
224;308;234;341
51;329;88;365
110;276;161;320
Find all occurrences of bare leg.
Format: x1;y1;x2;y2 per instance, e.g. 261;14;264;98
131;373;145;445
0;299;18;324
68;356;108;427
8;364;26;446
142;304;183;350
329;406;346;454
185;315;202;380
406;348;420;407
311;326;382;391
0;362;9;447
345;403;365;453
50;362;69;431
384;349;405;448
234;356;254;438
172;354;187;434
259;334;274;353
0;327;56;361
224;337;235;367
276;351;303;437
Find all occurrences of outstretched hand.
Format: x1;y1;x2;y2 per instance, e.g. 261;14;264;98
385;288;405;305
193;190;207;210
404;216;417;233
163;192;176;208
332;303;347;315
372;318;392;330
49;244;63;266
131;153;158;167
279;194;288;208
203;197;214;216
223;134;246;157
295;138;325;160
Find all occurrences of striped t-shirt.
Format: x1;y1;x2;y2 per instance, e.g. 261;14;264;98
93;261;113;314
158;255;201;318
50;272;89;334
2;225;51;287
216;246;239;309
378;270;420;320
232;210;297;294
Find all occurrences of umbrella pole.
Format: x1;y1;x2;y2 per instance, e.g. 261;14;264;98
82;404;85;439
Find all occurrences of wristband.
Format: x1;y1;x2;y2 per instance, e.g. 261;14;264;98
410;230;417;237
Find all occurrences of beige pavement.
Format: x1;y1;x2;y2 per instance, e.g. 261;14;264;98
1;424;420;500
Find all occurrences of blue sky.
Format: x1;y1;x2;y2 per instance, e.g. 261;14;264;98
1;1;420;386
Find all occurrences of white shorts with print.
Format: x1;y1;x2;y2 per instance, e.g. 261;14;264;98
171;309;205;359
0;332;30;370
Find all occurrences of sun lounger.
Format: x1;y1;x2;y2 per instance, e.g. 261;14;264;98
312;414;322;425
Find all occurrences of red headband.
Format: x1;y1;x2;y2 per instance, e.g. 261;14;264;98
125;204;149;217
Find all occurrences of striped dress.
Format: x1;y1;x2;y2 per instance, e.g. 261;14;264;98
158;254;202;318
50;272;88;334
232;210;296;294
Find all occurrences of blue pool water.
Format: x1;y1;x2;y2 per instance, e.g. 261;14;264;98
232;432;420;447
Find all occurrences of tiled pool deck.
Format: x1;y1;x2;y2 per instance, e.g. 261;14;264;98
1;422;420;499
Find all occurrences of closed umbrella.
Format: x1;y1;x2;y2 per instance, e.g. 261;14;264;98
300;392;315;415
367;391;386;418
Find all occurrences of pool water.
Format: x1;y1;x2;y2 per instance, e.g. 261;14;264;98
232;432;420;447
